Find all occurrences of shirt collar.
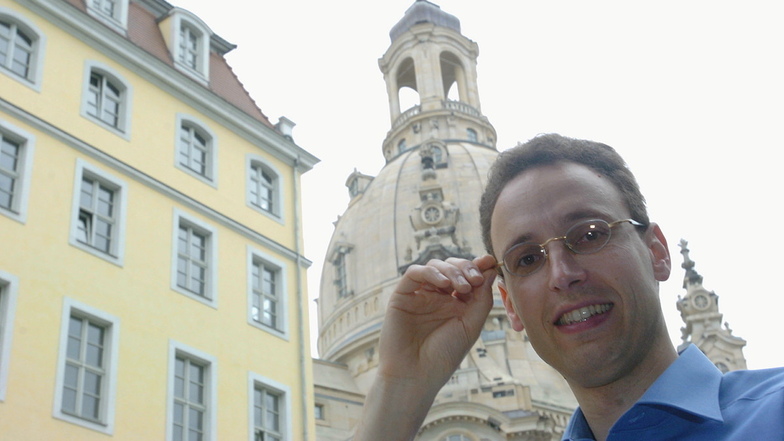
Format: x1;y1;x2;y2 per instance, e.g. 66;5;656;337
562;344;724;440
636;344;724;423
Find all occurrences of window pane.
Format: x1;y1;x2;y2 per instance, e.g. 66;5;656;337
0;175;12;208
64;363;79;388
61;385;77;414
82;393;100;420
0;138;19;170
97;186;114;216
188;407;203;430
84;370;102;395
174;402;184;424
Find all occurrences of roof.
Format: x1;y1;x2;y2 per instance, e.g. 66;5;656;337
63;0;274;128
389;0;461;42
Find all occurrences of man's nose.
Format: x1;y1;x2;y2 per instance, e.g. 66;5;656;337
545;243;587;292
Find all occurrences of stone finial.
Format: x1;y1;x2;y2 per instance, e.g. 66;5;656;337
678;239;703;288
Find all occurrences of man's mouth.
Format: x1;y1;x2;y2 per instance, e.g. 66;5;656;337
556;303;613;326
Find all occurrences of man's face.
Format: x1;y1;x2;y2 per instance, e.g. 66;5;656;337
490;161;671;388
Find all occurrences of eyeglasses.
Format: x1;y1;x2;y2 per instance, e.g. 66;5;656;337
497;219;645;277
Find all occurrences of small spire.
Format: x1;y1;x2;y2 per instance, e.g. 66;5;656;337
678;239;703;288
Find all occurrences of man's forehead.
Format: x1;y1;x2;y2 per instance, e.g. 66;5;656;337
490;162;626;249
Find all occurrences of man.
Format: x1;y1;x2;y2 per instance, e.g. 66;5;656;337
354;134;784;440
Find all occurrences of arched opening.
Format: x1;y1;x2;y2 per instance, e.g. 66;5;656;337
440;51;464;102
395;57;418;113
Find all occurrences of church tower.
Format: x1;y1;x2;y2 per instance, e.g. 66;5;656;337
676;240;747;372
313;2;576;440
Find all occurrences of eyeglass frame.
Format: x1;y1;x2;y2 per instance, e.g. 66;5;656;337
495;218;646;277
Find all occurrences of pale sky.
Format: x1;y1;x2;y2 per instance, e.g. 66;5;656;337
177;0;784;369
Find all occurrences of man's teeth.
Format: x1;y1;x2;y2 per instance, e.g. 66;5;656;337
557;304;612;325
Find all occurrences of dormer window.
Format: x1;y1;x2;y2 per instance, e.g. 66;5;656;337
86;0;129;32
160;9;211;84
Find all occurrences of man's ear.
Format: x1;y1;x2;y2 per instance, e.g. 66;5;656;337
499;279;525;332
647;223;671;282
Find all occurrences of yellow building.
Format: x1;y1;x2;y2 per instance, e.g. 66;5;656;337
0;0;318;439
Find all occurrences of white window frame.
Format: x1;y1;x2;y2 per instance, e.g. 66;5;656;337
166;341;217;441
247;246;288;339
80;61;132;139
171;208;218;308
0;270;19;402
53;298;120;435
174;114;218;186
247;372;291;441
168;10;210;84
0;8;46;90
68;159;128;266
85;0;129;33
246;154;283;223
0;120;35;224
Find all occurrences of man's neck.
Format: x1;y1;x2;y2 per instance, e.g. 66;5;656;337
570;341;678;441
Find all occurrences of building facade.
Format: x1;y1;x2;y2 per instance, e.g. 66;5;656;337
312;2;748;441
0;0;318;439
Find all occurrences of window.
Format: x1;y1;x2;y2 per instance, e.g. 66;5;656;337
173;356;206;440
314;403;325;420
331;245;352;298
165;10;210;82
0;10;44;87
78;177;116;253
334;253;347;297
247;155;282;220
88;72;120;127
176;115;217;184
54;299;119;434
0;270;19;402
179;24;200;71
466;128;478;142
397;138;407;154
254;387;282;441
81;62;132;136
0;19;31;78
167;342;217;441
172;209;218;307
0;121;35;223
247;247;287;338
86;0;129;31
252;261;278;329
69;160;128;265
62;316;107;421
248;373;290;441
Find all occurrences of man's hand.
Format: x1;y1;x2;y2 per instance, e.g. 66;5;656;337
354;255;497;441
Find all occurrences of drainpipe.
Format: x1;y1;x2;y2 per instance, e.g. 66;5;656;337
292;155;310;440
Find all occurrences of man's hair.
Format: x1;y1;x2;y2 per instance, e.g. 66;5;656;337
479;133;650;257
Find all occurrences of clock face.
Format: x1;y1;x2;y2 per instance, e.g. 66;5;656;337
422;205;442;224
694;294;709;309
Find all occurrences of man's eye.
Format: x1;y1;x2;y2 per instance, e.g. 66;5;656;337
584;230;602;241
517;253;541;267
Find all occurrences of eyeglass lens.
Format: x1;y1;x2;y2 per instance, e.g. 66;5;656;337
503;220;614;276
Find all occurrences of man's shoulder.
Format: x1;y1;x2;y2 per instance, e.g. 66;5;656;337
719;366;784;409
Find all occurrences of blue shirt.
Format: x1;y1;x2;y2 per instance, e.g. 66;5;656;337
563;344;784;440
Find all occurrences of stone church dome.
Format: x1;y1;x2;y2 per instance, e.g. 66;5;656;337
319;139;498;362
